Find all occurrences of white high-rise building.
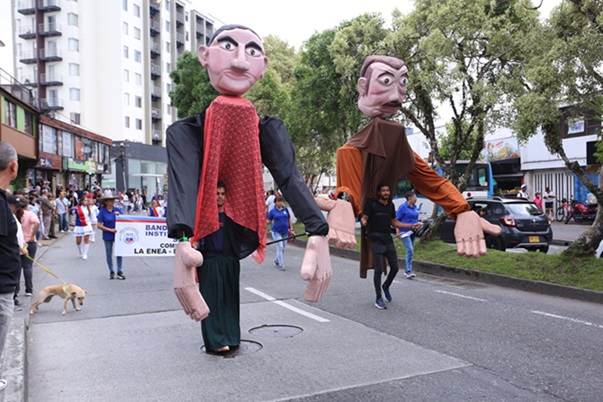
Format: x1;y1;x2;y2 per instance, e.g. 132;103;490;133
12;0;215;147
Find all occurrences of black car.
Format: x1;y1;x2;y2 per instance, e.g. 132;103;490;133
440;196;553;253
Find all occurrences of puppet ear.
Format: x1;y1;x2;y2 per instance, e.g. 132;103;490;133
357;77;368;96
197;45;209;68
260;55;269;78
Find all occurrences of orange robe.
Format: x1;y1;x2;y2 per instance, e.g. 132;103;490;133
336;118;469;278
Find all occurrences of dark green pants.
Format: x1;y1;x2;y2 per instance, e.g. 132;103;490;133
197;256;240;351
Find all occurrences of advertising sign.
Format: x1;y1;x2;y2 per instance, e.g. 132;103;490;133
115;216;177;257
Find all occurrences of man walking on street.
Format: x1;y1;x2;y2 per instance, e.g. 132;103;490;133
361;183;417;310
39;189;54;240
0;141;22;391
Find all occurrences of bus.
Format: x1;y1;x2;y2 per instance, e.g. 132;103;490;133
393;160;495;219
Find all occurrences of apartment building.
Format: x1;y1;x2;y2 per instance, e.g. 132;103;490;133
12;0;215;192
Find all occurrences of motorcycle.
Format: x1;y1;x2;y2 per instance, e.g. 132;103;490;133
564;199;597;224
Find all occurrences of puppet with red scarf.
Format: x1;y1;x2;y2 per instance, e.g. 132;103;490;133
166;25;334;352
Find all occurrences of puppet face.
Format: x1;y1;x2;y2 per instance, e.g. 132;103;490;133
198;28;268;96
357;61;408;119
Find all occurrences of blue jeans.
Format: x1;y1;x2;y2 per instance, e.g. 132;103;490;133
104;240;122;274
58;213;68;232
401;233;416;274
271;231;287;267
0;293;15;361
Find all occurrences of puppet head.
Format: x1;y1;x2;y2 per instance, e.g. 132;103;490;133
357;56;408;119
198;24;269;96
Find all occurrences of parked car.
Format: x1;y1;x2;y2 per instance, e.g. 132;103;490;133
440;196;553;253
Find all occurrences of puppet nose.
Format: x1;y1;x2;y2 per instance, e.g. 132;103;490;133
231;47;250;71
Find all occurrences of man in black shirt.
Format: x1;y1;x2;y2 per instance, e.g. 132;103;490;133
0;141;21;391
361;183;420;310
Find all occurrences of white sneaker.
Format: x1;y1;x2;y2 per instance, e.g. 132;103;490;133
25;292;32;297
90;239;95;243
0;379;7;391
82;254;88;260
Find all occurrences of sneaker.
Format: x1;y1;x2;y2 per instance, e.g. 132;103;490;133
110;272;115;280
375;297;387;310
117;272;126;280
13;299;21;306
274;259;279;267
90;239;95;243
382;285;392;302
278;266;286;271
25;292;32;297
82;254;88;260
0;379;7;391
405;272;416;279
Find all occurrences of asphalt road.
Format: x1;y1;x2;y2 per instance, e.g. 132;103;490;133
24;234;603;401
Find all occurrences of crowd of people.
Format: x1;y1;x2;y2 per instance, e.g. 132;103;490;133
518;184;556;220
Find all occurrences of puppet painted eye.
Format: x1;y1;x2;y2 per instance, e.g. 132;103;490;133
246;47;262;57
400;77;408;85
220;42;236;51
379;76;393;85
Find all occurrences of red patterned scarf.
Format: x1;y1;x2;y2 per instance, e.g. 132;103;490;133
191;95;266;263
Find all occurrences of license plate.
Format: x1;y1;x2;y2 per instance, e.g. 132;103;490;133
529;236;540;243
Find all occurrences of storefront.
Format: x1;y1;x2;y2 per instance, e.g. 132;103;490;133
108;140;167;196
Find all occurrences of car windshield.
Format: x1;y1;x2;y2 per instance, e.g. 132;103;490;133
505;203;544;216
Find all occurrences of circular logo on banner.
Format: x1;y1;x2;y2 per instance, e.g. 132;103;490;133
120;227;139;245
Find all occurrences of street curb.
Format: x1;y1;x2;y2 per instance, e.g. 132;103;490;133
292;238;603;305
1;317;26;402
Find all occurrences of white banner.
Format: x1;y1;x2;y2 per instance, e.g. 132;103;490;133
115;216;177;257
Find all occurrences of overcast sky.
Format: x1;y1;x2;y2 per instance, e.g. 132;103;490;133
0;0;561;76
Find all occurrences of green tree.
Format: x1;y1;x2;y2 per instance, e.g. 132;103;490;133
169;51;218;118
514;0;603;256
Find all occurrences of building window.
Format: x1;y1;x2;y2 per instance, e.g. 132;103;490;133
134;50;141;62
62;131;74;157
165;0;170;10
3;99;17;128
166;62;171;73
135;96;141;108
186;31;189;41
70;112;80;125
133;3;140;17
123;22;129;35
69;63;80;76
136;119;142;130
24;112;34;135
166;83;171;93
135;73;142;85
124;69;129;82
122;0;127;11
124;93;130;105
134;27;141;40
68;38;79;51
41;125;58;154
166;41;171;53
165;21;170;32
69;88;80;101
125;116;130;128
166;105;171;116
123;45;129;58
68;13;78;27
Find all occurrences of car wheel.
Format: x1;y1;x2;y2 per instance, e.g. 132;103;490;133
527;248;537;252
485;234;506;251
540;246;549;253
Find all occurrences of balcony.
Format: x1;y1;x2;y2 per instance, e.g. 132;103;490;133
40;97;64;111
0;70;37;108
195;24;203;39
150;64;161;80
152;130;163;144
151;86;162;100
17;0;35;15
38;0;61;12
149;0;160;14
20;76;37;87
176;11;184;26
150;20;160;36
38;22;62;37
150;42;160;58
39;48;62;62
18;26;37;40
19;50;38;64
151;107;162;121
39;73;63;86
176;33;184;47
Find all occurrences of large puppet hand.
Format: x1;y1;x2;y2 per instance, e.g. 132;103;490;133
315;198;356;249
174;241;209;322
454;211;502;258
300;236;332;302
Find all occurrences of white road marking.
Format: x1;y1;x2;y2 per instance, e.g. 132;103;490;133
531;310;603;330
244;287;330;323
434;290;488;302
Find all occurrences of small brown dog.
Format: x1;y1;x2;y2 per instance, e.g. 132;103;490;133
30;284;88;315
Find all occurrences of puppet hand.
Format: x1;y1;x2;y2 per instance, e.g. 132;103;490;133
300;236;332;302
316;198;356;249
454;211;502;258
173;241;209;322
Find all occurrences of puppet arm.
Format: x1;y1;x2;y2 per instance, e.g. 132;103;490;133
173;241;209;322
260;116;331;301
315;198;356;249
406;153;501;257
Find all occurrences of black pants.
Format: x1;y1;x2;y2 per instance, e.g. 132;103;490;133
370;241;399;299
16;241;37;296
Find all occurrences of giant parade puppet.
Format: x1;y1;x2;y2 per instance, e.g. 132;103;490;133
166;25;339;354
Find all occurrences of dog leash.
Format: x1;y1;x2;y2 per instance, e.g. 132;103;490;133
25;254;74;296
265;231;308;246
